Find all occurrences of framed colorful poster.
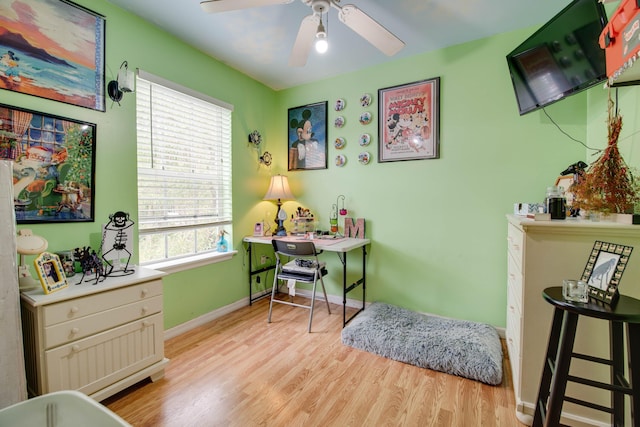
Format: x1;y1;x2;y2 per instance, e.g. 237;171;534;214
0;0;106;111
378;77;440;162
288;101;328;171
0;103;97;223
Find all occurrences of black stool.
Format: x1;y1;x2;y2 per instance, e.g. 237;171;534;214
533;287;640;427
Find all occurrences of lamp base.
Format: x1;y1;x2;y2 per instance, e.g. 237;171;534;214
18;265;40;291
275;220;287;236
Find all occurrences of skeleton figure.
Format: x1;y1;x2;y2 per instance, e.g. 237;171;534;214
101;211;135;275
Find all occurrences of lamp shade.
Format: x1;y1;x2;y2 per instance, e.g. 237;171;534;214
263;175;295;201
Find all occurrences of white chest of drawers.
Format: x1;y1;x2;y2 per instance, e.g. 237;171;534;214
506;214;640;426
20;267;169;402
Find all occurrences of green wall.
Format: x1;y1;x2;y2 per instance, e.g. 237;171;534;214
13;1;628;330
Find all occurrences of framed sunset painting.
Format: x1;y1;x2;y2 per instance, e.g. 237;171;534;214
0;0;105;111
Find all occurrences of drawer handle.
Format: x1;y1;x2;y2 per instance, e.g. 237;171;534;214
142;320;152;328
71;327;79;335
70;306;79;314
71;345;80;352
142;306;149;313
141;289;149;297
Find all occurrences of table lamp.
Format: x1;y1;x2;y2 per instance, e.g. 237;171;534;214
263;175;295;236
16;229;48;290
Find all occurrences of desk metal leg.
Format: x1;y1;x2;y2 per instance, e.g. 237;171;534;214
337;245;367;327
246;241;275;305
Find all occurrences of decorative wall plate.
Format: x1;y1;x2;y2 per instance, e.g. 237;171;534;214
358;152;371;165
359;112;372;125
360;93;372;107
359;133;371;146
248;130;262;146
334;137;346;149
334;116;345;128
335;98;346;111
335;154;346;167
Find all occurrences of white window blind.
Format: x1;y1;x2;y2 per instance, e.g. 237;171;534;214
136;70;233;264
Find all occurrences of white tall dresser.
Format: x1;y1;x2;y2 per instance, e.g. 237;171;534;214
20;267;169;402
506;214;640;426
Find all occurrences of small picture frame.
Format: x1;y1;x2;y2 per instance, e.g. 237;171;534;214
581;241;633;305
253;222;264;237
34;252;68;294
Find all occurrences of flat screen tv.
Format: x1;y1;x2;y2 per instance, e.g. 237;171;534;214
506;0;608;115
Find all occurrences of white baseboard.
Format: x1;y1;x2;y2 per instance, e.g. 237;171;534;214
164;286;505;340
163;288;368;340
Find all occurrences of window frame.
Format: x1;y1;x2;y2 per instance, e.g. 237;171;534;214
136;70;235;271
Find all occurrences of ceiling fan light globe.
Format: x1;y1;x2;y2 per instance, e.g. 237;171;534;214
315;35;328;54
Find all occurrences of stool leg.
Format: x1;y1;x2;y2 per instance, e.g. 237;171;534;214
546;311;579;426
627;323;640;427
533;307;565;427
611;321;625;427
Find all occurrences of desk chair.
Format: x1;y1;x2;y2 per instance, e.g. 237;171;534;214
268;240;331;332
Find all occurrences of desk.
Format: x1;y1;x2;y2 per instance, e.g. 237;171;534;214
533;287;640;427
243;236;370;326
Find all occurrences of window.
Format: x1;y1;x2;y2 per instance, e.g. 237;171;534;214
136;70;233;266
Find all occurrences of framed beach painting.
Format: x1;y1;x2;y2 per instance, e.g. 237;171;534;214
378;77;440;162
0;103;97;223
288;101;328;171
0;0;106;111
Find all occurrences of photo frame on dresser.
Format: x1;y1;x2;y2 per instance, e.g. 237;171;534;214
34;252;68;294
581;241;633;305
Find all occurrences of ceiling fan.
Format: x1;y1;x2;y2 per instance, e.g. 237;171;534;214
200;0;405;67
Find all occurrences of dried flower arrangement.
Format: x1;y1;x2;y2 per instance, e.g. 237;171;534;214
570;92;640;215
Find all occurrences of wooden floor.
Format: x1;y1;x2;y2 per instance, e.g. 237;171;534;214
104;296;522;426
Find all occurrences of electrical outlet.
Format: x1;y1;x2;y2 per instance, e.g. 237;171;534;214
260;255;268;265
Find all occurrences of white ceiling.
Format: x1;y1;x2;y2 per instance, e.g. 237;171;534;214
106;0;572;91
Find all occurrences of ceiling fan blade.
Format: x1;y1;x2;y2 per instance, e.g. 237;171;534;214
337;5;405;56
288;14;320;67
200;0;294;14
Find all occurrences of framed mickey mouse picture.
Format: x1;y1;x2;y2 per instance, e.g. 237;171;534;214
287;101;327;171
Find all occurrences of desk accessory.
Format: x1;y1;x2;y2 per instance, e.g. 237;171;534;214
264;175;295;236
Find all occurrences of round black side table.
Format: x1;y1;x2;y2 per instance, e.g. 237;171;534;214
532;287;640;427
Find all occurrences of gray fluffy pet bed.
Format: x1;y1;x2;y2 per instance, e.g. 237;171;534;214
341;302;503;385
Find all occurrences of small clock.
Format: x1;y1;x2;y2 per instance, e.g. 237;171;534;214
248;130;262;146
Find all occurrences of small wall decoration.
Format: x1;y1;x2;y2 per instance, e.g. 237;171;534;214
334;98;346;111
288;101;327;171
2;104;97;223
359;112;372;125
378;77;440;162
360;93;372;107
358;152;371;165
334;137;346;149
581;240;633;305
0;0;106;111
335;154;346;167
34;252;68;294
334;116;345;128
359;133;371;146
